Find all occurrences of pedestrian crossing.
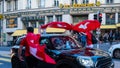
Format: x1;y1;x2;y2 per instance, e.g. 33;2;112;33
0;50;11;68
0;57;11;62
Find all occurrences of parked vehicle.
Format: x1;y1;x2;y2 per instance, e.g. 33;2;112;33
11;34;114;68
108;44;120;59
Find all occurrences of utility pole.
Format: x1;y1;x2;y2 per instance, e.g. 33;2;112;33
0;0;4;46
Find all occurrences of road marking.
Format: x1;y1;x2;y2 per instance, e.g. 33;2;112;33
0;58;11;62
0;63;3;65
0;51;10;54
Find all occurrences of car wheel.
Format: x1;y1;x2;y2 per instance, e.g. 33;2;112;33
11;56;27;68
113;49;120;59
56;59;78;68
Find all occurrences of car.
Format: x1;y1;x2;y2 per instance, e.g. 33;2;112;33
11;34;114;68
108;44;120;59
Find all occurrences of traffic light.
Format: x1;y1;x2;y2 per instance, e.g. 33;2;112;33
94;14;97;20
93;13;102;23
98;13;102;23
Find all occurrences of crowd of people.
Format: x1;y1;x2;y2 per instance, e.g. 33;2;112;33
99;30;120;44
73;29;120;48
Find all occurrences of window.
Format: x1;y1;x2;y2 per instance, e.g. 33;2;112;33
106;13;115;25
40;38;53;49
31;22;37;28
106;0;113;4
23;22;29;27
56;15;62;21
15;0;18;10
27;0;31;9
7;1;11;11
47;16;53;23
71;0;78;5
52;36;78;50
0;2;2;12
72;15;88;24
118;13;120;23
54;0;59;7
82;0;89;4
38;0;45;8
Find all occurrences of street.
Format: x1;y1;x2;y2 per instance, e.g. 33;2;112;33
0;47;11;68
0;43;120;68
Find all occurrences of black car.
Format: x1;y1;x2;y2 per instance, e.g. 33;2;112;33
11;34;114;68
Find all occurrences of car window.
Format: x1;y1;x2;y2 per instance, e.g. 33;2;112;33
15;37;24;45
51;36;79;50
40;38;53;49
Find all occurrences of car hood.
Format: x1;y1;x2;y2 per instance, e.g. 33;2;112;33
51;48;110;57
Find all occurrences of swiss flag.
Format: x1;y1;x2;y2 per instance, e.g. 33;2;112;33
26;34;56;64
73;20;101;32
40;21;73;30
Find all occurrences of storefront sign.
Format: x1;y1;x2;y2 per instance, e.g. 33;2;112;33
21;16;45;21
6;18;17;28
59;1;101;8
4;7;120;17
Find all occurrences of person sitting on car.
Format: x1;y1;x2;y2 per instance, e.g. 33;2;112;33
54;38;66;49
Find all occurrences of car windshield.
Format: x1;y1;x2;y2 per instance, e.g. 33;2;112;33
52;36;81;50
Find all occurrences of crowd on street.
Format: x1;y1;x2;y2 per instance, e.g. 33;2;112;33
72;29;120;48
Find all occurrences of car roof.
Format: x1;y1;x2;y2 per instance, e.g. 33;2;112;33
18;34;70;39
41;34;69;37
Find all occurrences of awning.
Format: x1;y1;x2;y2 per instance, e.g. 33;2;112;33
100;25;116;29
46;28;65;33
11;30;26;36
12;28;65;36
116;23;120;27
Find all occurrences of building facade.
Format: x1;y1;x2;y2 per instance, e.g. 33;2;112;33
0;0;120;45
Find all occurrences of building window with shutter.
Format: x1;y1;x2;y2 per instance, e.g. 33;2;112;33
54;0;59;7
27;0;31;9
56;15;62;21
0;2;1;12
13;0;18;10
47;16;53;23
71;0;78;5
7;1;11;11
118;13;120;23
82;0;89;4
38;0;45;8
106;0;114;4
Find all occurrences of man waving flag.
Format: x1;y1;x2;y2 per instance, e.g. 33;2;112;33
27;34;56;64
18;27;56;68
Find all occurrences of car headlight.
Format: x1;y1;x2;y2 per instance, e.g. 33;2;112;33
77;56;93;67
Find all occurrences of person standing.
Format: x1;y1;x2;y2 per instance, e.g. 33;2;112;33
18;27;39;68
115;30;120;43
80;33;87;47
108;30;113;45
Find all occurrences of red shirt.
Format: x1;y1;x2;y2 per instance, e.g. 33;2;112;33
20;32;40;56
